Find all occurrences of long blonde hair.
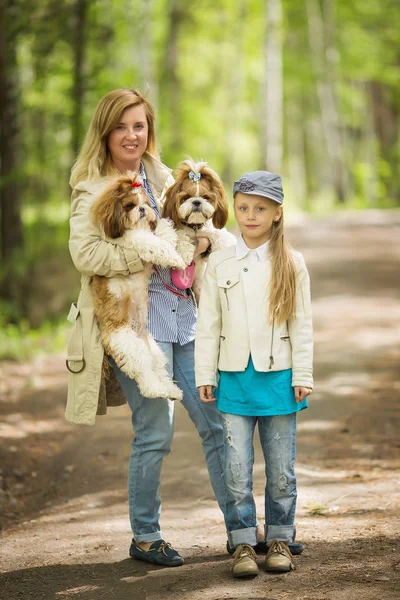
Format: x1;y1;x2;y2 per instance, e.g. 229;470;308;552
70;88;159;188
268;212;297;324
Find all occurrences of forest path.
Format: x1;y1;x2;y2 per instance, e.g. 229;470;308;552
1;211;400;600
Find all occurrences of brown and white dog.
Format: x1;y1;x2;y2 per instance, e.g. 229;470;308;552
163;159;236;301
90;171;186;401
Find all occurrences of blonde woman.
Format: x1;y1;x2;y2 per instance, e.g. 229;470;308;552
66;88;227;567
196;171;313;578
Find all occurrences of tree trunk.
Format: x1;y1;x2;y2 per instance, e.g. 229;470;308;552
71;0;89;157
0;0;24;262
305;0;347;203
137;0;158;110
160;0;183;163
221;1;247;184
264;0;283;173
287;101;308;208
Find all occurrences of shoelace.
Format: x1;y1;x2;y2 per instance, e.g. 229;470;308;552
267;540;295;568
157;541;173;556
233;544;258;561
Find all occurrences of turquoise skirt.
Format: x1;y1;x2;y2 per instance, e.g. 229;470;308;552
215;355;308;417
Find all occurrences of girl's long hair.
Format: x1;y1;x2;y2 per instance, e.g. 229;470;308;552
268;212;297;324
70;88;159;188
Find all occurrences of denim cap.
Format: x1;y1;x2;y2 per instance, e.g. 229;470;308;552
233;171;284;204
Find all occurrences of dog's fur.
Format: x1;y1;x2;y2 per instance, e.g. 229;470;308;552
91;171;186;401
163;159;236;301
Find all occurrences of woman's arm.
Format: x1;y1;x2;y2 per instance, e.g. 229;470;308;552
288;254;314;389
69;189;143;277
194;253;222;389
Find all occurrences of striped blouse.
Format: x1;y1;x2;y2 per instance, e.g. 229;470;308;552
140;163;197;344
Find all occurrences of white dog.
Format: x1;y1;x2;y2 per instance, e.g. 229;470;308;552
90;171;187;401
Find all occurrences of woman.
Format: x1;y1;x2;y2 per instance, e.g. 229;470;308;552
66;88;226;567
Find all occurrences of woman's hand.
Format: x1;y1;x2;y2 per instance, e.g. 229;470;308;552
194;237;210;258
294;386;313;403
198;385;216;403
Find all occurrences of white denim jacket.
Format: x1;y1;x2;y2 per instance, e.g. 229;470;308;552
195;242;313;389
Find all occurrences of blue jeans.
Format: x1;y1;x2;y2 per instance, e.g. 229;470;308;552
221;411;297;548
111;340;227;543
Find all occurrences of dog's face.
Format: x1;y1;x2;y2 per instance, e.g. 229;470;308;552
92;172;157;239
174;177;217;225
162;161;229;229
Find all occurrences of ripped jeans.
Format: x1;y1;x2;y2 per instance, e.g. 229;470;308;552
221;411;297;548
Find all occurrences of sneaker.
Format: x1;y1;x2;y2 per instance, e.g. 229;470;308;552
129;539;184;567
265;540;295;572
227;539;304;556
232;544;259;578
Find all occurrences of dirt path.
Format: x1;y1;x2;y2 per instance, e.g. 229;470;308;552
1;212;400;600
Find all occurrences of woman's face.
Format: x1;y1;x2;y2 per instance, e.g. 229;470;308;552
107;104;148;172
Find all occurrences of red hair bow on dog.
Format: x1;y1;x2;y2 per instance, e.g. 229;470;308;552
131;181;142;188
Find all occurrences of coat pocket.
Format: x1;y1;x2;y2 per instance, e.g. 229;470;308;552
217;275;240;312
66;302;85;374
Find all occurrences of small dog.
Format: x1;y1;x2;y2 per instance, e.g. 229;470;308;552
162;159;236;301
91;171;186;401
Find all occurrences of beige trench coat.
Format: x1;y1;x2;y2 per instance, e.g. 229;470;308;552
65;153;174;426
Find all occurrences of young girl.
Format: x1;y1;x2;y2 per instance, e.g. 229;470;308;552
195;171;313;578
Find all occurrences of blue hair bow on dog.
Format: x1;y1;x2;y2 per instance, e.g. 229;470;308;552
188;170;201;182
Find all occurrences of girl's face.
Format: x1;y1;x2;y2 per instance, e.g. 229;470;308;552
107;104;148;173
234;192;282;248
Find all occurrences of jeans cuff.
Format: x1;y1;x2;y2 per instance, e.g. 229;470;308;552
266;525;294;543
230;527;257;548
134;531;163;543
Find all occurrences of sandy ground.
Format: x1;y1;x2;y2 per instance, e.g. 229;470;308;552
1;211;400;600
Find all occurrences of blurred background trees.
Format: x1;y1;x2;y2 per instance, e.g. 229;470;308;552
0;0;399;345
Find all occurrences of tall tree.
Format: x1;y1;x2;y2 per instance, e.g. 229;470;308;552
0;0;24;262
137;0;158;109
159;0;184;163
306;0;347;202
72;0;89;157
264;0;284;173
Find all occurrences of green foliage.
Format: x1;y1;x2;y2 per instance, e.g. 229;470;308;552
0;316;68;361
1;0;400;347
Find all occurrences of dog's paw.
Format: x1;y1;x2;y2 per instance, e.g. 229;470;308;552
208;228;237;252
155;218;178;246
163;380;183;401
162;248;186;270
176;230;196;266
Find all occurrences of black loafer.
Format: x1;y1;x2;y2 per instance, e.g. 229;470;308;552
129;539;184;567
227;540;304;556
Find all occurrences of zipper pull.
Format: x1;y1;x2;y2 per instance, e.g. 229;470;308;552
269;355;274;369
224;288;230;310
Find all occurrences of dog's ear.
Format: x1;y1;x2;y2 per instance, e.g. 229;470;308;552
103;201;124;238
162;180;183;226
194;164;228;229
92;179;125;239
210;178;229;229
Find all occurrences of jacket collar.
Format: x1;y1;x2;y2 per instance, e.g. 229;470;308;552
236;235;270;262
141;152;172;199
73;152;172;199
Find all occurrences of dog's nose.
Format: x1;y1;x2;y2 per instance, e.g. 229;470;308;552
192;200;202;208
139;206;145;214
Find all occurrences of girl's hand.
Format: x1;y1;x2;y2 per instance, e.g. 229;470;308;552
198;385;216;403
194;237;210;257
294;386;313;403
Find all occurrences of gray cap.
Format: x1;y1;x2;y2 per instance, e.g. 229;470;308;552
233;171;284;204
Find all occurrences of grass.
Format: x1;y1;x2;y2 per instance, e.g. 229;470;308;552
305;501;330;516
0;318;68;361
